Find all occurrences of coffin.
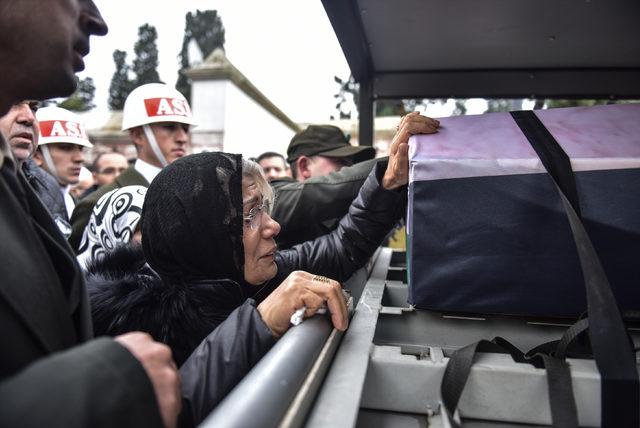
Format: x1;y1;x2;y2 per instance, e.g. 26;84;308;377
407;103;640;317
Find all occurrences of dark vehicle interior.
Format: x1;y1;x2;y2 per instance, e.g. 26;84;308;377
322;0;640;145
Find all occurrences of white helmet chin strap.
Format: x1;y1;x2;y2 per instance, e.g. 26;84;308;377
40;145;61;182
143;124;169;168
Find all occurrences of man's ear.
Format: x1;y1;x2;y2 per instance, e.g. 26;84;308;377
295;156;312;181
32;149;44;167
129;127;145;153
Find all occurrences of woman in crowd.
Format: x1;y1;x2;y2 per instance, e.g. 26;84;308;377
86;112;438;424
77;185;146;267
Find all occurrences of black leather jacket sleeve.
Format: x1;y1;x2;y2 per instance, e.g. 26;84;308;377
274;161;406;282
271;157;382;248
179;299;276;427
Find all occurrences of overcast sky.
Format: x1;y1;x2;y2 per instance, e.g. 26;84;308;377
82;0;351;127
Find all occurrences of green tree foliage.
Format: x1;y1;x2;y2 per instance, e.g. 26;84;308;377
405;98;468;116
58;77;96;112
176;10;226;100
332;79;640;120
484;98;639;112
544;99;612;109
452;99;467;116
133;24;161;86
106;24;161;110
108;50;133;110
332;74;408;119
485;99;525;113
485;98;638;112
376;101;407;117
333;75;478;119
332;75;358;119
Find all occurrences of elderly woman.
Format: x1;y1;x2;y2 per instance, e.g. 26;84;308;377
86;112;438;424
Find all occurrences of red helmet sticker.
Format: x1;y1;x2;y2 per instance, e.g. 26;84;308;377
144;97;192;118
39;120;88;139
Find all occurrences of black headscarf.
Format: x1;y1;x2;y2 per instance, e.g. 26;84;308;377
141;152;245;284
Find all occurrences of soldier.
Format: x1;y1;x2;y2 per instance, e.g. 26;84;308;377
69;83;196;250
33;106;93;219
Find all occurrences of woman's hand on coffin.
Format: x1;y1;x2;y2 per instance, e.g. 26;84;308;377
257;270;348;337
383;112;439;189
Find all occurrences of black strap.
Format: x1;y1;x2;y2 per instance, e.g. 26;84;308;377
441;337;578;428
511;110;639;427
440;341;483;427
525;318;591;360
554;318;590;360
497;337;579;427
539;354;578;428
510;111;581;218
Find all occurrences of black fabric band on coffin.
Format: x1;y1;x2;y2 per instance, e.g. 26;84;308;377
510;110;639;427
510;110;582;218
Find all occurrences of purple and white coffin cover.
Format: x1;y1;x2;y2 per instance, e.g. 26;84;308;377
407;103;640;317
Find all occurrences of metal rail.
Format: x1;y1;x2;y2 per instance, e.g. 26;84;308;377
200;315;333;428
199;253;379;428
305;248;393;427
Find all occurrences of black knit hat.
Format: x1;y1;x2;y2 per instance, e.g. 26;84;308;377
286;125;375;164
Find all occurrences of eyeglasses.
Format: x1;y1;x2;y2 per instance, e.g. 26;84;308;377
243;199;272;230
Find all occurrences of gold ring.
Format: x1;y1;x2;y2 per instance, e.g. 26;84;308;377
312;275;331;283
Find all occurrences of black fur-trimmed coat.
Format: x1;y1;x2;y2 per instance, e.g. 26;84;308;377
84;245;277;426
85;245;245;366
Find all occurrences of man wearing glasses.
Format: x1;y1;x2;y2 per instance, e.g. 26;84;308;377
80;152;129;198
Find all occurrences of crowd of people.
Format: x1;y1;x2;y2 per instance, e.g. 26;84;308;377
0;1;439;427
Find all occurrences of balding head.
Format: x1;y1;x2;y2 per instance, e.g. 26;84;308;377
93;152;129;186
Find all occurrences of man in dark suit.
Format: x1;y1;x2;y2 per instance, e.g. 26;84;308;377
69;82;196;251
0;1;181;427
0;101;70;233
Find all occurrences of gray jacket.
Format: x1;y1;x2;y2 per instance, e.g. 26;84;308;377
21;159;70;235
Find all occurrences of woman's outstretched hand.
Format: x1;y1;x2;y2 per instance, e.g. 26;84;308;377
257;270;348;337
382;112;440;190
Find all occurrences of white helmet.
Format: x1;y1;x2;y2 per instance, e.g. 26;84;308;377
36;106;93;148
121;83;197;131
